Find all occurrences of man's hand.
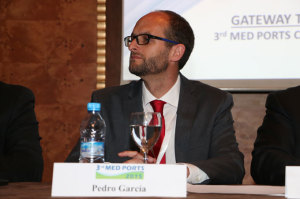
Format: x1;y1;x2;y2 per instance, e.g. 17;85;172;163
119;151;190;178
118;151;156;163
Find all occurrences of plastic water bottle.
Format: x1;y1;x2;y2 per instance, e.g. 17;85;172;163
79;102;106;163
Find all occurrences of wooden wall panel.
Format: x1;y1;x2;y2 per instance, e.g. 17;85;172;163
0;0;97;182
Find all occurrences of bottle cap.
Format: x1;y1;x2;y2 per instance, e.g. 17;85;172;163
87;102;101;111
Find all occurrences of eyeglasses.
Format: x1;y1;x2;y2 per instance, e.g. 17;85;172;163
124;34;179;47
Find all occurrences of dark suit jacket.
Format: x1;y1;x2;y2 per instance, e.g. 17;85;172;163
66;74;244;184
0;82;43;182
251;85;300;185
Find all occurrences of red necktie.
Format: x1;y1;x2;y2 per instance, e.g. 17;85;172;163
150;100;166;164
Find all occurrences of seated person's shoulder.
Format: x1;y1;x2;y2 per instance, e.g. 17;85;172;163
272;85;300;98
92;81;140;99
264;86;300;121
0;81;34;102
188;79;232;101
92;84;127;95
268;85;300;107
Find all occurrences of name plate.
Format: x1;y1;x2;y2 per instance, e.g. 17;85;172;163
286;166;300;198
51;163;186;197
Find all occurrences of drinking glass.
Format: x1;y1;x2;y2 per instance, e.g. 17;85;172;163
129;112;162;163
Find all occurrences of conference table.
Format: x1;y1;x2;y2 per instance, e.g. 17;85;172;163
0;182;286;199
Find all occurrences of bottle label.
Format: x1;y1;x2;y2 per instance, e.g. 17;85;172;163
80;141;104;158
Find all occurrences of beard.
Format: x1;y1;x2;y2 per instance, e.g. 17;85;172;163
129;50;169;77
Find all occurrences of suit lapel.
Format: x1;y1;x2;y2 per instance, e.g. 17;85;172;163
122;80;143;151
123;80;144;115
175;74;199;162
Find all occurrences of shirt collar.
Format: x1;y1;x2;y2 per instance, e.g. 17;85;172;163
142;75;181;108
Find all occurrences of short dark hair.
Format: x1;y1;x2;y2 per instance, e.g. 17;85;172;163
156;10;195;70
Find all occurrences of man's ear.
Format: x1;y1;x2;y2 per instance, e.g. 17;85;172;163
169;44;185;62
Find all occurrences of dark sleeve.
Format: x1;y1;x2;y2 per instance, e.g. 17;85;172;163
196;93;245;184
0;86;43;182
251;93;300;185
65;140;80;162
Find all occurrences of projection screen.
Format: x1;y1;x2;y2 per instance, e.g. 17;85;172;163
121;0;300;91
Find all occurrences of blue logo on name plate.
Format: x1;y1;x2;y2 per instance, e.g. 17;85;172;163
96;165;144;180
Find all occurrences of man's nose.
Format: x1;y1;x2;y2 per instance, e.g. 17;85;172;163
128;38;138;51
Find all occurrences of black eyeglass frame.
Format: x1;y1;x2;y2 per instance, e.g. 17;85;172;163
124;33;179;47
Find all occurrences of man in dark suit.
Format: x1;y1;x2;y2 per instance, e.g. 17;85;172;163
66;10;244;184
251;85;300;185
0;81;43;182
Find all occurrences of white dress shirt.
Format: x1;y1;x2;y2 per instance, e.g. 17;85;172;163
142;75;209;184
